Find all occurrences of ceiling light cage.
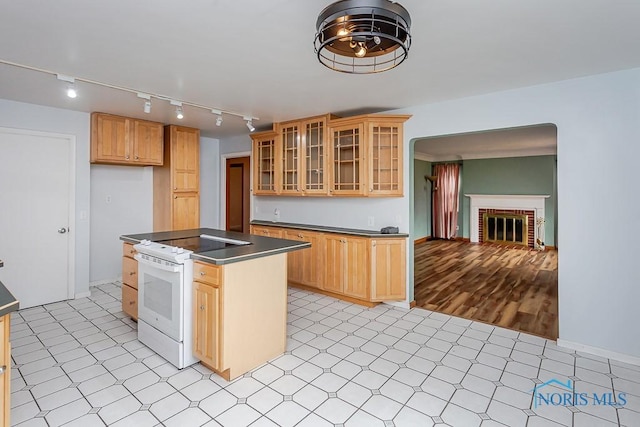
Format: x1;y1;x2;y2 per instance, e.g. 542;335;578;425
314;0;411;74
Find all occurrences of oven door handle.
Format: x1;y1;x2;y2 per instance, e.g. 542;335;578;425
134;254;183;273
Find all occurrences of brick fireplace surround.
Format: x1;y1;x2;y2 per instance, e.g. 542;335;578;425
466;194;550;249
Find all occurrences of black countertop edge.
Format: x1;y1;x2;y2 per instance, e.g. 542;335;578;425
0;280;19;317
250;220;409;238
120;228;311;265
192;241;311;265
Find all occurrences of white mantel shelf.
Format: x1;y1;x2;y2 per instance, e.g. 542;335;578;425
466;194;550;244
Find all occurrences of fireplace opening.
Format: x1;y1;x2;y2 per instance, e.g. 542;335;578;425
483;212;528;246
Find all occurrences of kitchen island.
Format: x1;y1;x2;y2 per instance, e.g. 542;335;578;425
0;266;19;425
120;228;309;381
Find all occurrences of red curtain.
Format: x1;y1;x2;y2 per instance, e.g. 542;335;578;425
432;163;461;239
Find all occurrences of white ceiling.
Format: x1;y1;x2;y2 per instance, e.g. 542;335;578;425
1;1;640;139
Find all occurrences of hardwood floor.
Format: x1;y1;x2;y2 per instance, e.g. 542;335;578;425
414;240;558;340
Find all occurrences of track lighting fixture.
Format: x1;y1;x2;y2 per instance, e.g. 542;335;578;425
137;93;152;114
56;74;77;98
171;100;184;119
244;116;255;132
3;60;260;129
212;109;223;127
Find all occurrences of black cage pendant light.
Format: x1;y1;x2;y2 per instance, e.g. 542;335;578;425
314;0;412;74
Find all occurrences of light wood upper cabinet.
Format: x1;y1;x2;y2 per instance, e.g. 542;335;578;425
279;121;301;194
301;116;329;195
170;126;200;192
91;112;163;166
330;121;366;196
251;131;279;195
153;125;200;231
251;113;408;197
368;121;404;196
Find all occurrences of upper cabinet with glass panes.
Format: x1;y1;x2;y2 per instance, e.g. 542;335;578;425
250;114;410;197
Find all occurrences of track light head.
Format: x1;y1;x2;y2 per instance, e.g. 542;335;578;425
170;100;184;119
137;93;152;113
216;115;223;127
246;119;255;132
211;109;223;127
57;74;77;98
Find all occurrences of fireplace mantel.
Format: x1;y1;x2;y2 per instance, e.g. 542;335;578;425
466;194;550;245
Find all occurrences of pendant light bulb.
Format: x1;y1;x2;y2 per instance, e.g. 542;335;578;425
354;43;367;58
176;106;184;120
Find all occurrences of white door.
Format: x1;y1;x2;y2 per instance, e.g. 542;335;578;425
0;127;74;308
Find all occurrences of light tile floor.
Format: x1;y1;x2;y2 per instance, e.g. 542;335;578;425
9;283;640;426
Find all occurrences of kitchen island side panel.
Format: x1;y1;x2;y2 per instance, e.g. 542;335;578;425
222;253;287;379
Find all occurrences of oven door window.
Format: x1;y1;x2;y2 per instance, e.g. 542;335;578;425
139;267;183;342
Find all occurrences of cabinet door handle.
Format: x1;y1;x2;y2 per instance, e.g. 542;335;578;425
0;365;5;375
174;196;178;199
298;234;303;238
200;305;205;310
174;187;177;190
200;271;205;276
129;272;136;275
129;301;135;305
125;156;130;160
370;187;373;192
135;156;139;160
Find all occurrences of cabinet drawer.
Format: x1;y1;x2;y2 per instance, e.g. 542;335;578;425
123;242;137;258
122;284;138;320
194;262;221;286
122;256;138;289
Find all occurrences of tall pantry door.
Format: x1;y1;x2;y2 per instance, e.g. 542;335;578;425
0;127;73;308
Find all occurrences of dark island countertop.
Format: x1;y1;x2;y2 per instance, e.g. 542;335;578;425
120;228;310;265
0;262;19;317
250;220;410;238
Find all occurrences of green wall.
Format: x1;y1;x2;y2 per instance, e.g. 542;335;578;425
413;159;432;239
460;155;557;246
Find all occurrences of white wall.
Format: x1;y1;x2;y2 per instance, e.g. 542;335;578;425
89;165;153;282
398;68;640;358
90;136;221;282
200;136;221;228
0;99;91;297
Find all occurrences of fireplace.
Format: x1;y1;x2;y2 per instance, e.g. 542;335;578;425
481;210;532;247
466;194;549;249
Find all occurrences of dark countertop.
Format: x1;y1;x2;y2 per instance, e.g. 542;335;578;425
121;228;310;265
250;220;409;238
0;280;19;317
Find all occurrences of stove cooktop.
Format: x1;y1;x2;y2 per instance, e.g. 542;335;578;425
157;236;237;253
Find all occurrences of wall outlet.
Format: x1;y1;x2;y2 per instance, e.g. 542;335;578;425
367;216;375;227
105;195;112;204
274;208;280;220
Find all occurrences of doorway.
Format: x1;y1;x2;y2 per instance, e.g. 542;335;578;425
225;156;250;233
412;124;559;339
0;127;75;308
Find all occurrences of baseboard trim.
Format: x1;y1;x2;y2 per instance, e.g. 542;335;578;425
414;236;430;245
557;339;640;366
545;245;557;251
410;300;417;309
89;278;119;287
455;237;471;242
288;283;379;308
74;291;91;299
383;300;412;310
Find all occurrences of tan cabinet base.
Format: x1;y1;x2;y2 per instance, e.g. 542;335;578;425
289;283;379;308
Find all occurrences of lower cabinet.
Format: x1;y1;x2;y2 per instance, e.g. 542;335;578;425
252;225;407;305
192;256;287;381
122;243;138;320
0;314;10;426
282;229;323;289
193;265;222;371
